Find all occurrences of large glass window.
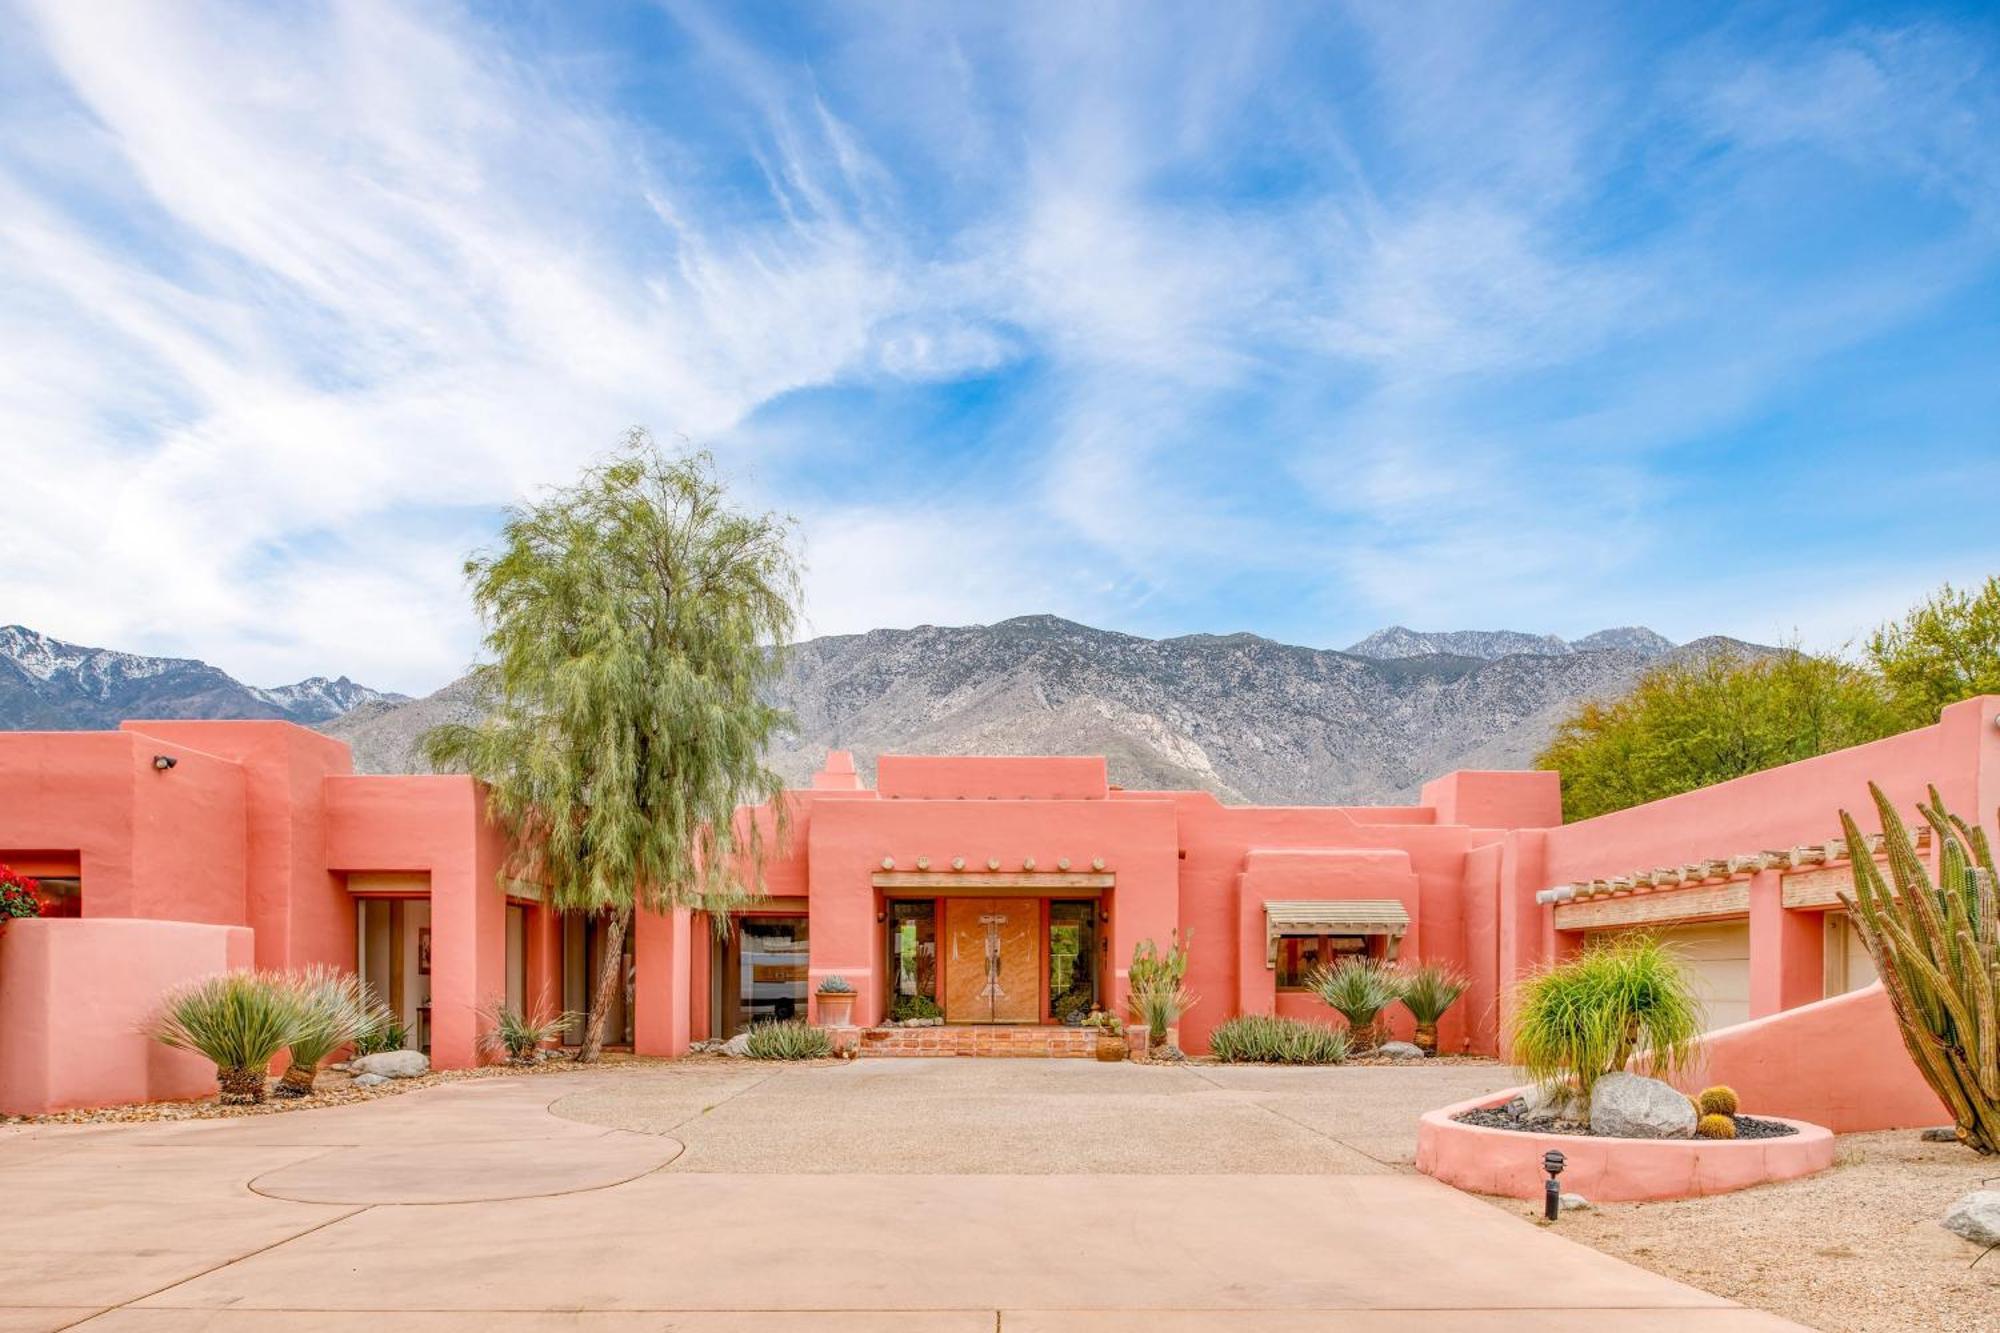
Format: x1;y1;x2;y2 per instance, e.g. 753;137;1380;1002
732;915;810;1029
1048;900;1097;1023
1275;933;1370;990
886;900;937;1021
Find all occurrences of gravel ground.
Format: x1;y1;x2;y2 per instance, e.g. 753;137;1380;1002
1454;1106;1799;1139
1483;1130;1999;1333
551;1057;1520;1173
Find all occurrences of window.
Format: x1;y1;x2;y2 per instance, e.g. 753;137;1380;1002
1048;900;1097;1022
886;900;936;1019
735;915;809;1026
1275;933;1370;990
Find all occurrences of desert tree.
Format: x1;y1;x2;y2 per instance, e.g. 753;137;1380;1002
426;431;799;1061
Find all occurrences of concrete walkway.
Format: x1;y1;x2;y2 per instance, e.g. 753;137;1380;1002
0;1062;1809;1331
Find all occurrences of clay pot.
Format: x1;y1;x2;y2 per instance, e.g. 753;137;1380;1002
816;991;856;1027
1095;1032;1126;1062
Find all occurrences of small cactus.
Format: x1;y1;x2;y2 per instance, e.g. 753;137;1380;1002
1696;1113;1737;1140
1696;1085;1740;1118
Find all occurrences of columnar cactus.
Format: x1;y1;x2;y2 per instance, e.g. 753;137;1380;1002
1839;784;1999;1155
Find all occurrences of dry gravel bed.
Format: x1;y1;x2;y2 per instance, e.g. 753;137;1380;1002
1483;1129;1998;1333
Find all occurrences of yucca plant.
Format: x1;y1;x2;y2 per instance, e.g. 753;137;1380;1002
352;997;409;1057
744;1018;833;1060
1309;957;1399;1052
1839;783;1998;1154
1396;961;1470;1056
1209;1014;1351;1065
1508;934;1704;1120
1127;931;1196;1048
276;967;370;1097
148;971;308;1105
478;996;580;1064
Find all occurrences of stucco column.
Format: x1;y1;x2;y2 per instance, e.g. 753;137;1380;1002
523;898;561;1013
1749;868;1821;1017
1494;829;1549;1054
428;863;505;1070
633;905;691;1057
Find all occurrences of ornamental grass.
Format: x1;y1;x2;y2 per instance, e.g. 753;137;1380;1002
1309;957;1399;1051
1395;961;1469;1055
1507;934;1704;1119
478;996;580;1064
276;966;371;1097
1209;1014;1351;1065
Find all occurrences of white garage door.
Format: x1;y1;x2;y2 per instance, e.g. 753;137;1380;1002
1591;921;1751;1031
1823;913;1879;997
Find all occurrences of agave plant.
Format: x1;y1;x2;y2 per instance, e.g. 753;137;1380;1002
1839;784;1999;1154
478;996;580;1064
1309;957;1399;1052
1209;1014;1350;1065
276;967;371;1097
1507;934;1704;1120
745;1018;833;1060
1396;961;1470;1056
148;971;308;1105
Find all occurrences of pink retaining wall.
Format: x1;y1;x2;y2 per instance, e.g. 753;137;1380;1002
1417;1089;1835;1202
0;917;255;1115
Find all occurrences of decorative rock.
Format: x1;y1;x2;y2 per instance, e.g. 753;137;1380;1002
1920;1126;1960;1143
352;1073;389;1087
1377;1041;1425;1060
1590;1072;1697;1139
1942;1190;2000;1248
1559;1193;1593;1212
1514;1084;1585;1125
348;1050;429;1079
720;1033;752;1057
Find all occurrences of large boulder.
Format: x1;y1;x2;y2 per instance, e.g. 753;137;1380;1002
720;1032;752;1057
1512;1084;1586;1125
1942;1191;2000;1248
349;1049;430;1079
1589;1073;1696;1139
1377;1041;1425;1060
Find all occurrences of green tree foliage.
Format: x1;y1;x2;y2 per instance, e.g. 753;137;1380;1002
1537;647;1899;822
1866;576;2000;729
425;432;801;1061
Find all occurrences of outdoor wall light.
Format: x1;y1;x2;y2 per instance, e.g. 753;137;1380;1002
1542;1150;1566;1221
152;754;177;772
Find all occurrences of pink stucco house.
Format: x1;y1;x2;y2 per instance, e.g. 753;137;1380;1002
3;697;1994;1118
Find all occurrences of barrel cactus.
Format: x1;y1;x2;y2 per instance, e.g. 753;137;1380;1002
1696;1085;1739;1118
1839;783;1999;1155
1696;1113;1737;1140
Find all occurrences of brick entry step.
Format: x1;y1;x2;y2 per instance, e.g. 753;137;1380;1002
857;1025;1096;1058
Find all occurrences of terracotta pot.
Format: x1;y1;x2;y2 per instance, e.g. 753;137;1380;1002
816;991;856;1027
1412;1022;1438;1057
1095;1032;1126;1062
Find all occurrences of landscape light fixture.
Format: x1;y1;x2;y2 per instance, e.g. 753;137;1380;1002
152;754;177;772
1542;1150;1566;1221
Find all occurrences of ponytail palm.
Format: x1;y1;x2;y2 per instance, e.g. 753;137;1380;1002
149;971;308;1105
424;434;800;1061
1509;935;1703;1116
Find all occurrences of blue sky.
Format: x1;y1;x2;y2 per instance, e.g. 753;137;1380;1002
2;1;1996;694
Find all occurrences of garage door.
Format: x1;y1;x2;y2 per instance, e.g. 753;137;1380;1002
1590;921;1751;1031
1823;913;1879;997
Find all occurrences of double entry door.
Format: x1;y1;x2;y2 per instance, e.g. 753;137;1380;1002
942;897;1040;1024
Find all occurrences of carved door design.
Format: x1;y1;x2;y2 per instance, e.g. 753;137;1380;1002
942;897;1040;1023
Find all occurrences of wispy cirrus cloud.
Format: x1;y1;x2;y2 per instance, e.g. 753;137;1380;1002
0;1;1995;692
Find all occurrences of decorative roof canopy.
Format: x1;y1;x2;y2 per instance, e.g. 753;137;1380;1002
1264;898;1409;967
1534;824;1931;907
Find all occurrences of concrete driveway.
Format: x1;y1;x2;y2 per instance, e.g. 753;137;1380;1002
2;1060;1808;1331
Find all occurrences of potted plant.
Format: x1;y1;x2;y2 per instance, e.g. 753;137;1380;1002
816;975;857;1026
0;864;42;930
1396;961;1469;1056
1085;1010;1126;1061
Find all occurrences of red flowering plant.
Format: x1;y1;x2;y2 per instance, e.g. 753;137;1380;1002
0;864;43;927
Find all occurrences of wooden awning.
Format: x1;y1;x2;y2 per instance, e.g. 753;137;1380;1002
1265;899;1409;967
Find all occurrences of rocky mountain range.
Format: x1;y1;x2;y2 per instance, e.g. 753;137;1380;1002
0;625;405;729
323;616;1746;804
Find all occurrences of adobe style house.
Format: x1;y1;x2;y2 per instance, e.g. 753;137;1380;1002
2;696;1996;1116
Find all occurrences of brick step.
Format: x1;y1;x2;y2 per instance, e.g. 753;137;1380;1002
856;1024;1102;1058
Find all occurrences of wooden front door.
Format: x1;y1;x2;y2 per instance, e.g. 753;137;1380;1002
942;897;1040;1023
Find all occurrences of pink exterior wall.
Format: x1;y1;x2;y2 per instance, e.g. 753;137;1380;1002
0;917;254;1114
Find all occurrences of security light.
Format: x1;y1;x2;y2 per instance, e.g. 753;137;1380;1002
152;755;177;771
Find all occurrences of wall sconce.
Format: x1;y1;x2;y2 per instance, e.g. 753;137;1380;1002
876;909;886;924
152;754;177;771
1099;908;1111;924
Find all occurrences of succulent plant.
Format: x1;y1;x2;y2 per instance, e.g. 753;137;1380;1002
816;975;855;994
1696;1085;1740;1118
1696;1113;1737;1140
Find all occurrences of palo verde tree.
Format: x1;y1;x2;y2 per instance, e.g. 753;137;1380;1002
425;431;800;1061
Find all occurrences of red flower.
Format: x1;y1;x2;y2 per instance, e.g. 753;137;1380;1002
0;864;43;922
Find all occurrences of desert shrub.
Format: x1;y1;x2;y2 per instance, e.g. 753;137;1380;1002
1309;958;1399;1051
890;993;943;1022
148;971;308;1105
352;998;409;1057
1127;931;1196;1047
745;1019;832;1060
277;967;370;1096
1696;1085;1739;1118
1209;1014;1351;1065
1695;1113;1737;1140
1396;961;1469;1055
1508;934;1704;1119
478;997;579;1063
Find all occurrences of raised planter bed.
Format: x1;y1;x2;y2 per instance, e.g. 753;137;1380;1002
1416;1087;1835;1203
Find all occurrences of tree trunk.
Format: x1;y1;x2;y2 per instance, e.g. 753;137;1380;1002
1413;1022;1438;1057
217;1065;267;1105
275;1061;317;1097
576;909;631;1064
